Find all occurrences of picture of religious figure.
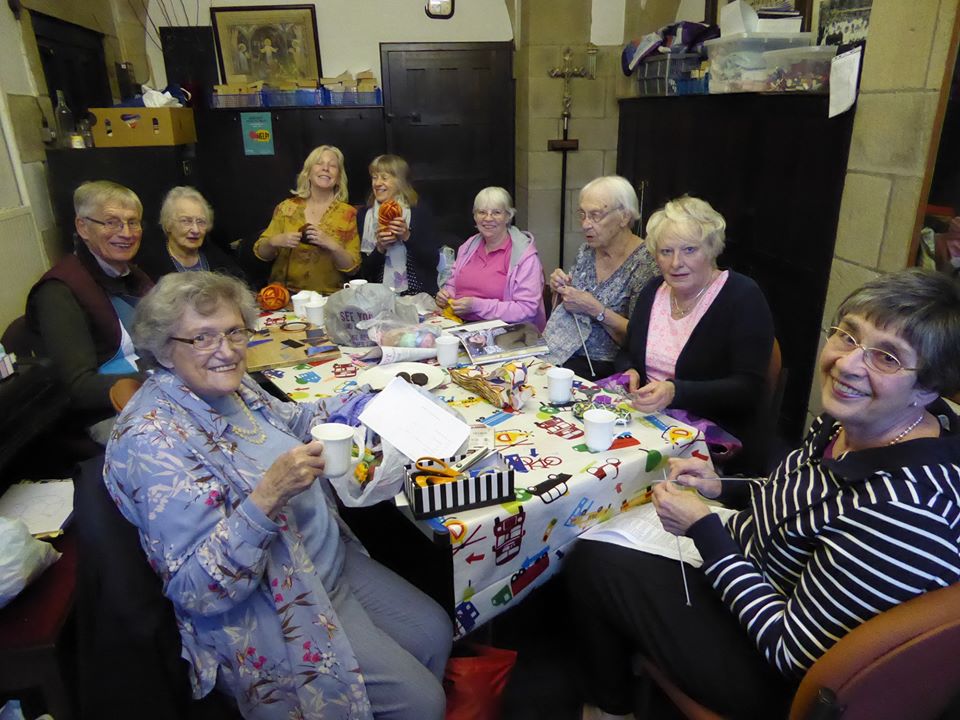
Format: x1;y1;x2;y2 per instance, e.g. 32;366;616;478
212;5;322;85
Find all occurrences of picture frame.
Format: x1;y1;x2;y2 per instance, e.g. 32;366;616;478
211;4;322;85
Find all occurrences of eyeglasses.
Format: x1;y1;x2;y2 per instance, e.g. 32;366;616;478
84;216;142;233
474;209;507;219
170;327;254;352
176;216;208;230
826;326;917;374
576;207;618;225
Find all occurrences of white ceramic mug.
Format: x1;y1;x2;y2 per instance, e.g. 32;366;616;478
343;279;368;289
435;334;461;368
310;422;361;477
292;290;314;318
546;367;575;404
583;408;617;453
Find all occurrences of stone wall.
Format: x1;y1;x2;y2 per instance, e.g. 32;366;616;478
807;0;959;421
513;0;677;272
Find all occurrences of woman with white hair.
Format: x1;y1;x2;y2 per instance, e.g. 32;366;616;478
136;186;243;281
252;145;361;293
435;186;546;328
617;195;774;459
106;271;451;719
542;175;658;380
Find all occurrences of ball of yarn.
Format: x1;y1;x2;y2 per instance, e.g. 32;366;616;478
257;283;290;311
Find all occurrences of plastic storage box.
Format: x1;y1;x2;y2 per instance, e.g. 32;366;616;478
704;32;814;93
637;53;702;96
764;45;837;92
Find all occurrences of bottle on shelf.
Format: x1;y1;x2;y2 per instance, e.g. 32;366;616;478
54;90;75;148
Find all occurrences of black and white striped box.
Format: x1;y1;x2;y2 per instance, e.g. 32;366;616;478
404;453;515;519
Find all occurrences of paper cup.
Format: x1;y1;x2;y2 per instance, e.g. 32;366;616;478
292;290;314;318
435;334;461;368
546;367;575;404
584;408;617;453
343;279;368;289
305;298;326;325
310;422;359;477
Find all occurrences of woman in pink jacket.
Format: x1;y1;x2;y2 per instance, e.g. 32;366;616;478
435;186;546;329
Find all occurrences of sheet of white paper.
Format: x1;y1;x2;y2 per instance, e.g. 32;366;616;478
0;479;74;536
591;0;625;46
829;46;862;118
580;503;738;568
359;376;470;461
720;0;758;36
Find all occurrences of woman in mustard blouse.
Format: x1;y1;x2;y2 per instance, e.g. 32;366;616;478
253;145;361;293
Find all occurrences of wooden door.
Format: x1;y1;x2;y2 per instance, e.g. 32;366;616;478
381;42;515;242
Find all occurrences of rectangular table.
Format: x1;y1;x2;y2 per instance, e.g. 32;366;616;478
264;334;709;636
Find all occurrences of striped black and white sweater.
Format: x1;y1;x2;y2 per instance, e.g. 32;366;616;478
687;398;960;679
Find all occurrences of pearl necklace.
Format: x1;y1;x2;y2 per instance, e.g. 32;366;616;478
671;276;713;317
887;414;925;446
230;394;267;445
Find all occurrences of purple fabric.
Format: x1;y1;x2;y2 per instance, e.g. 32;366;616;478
327;392;375;426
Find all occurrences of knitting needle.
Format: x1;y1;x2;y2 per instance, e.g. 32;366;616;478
573;314;596;377
662;469;692;607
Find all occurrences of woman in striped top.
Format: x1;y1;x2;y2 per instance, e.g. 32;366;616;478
566;269;960;718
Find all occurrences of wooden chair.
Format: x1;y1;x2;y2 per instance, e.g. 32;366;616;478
635;581;960;720
109;377;143;412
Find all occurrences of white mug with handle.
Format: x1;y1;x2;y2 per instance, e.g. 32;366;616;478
343;279;368;289
310;422;363;477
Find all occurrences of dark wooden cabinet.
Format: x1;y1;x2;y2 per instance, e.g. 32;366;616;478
193;106;387;246
617;94;854;440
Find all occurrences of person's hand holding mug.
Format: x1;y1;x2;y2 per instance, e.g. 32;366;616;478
251;441;326;518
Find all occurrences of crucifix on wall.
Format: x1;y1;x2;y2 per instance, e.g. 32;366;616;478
547;46;596;268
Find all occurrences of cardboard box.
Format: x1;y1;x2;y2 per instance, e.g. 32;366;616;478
89;107;197;147
404;453;514;519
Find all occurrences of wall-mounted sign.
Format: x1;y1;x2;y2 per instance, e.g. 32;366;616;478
241;112;274;156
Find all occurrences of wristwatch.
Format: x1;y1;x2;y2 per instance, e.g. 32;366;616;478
595;307;606;323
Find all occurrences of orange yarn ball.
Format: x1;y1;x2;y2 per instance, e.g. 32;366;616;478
257;283;290;311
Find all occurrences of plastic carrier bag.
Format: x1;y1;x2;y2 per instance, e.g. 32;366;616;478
323;283;404;346
0;517;60;609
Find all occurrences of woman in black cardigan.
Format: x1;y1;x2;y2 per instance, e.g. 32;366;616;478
616;196;774;464
357;154;445;295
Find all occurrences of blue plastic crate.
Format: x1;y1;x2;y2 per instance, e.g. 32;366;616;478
322;87;382;106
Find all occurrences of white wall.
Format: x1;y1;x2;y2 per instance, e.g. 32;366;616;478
144;0;514;87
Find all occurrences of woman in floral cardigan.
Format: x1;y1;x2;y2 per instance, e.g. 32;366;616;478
104;271;450;719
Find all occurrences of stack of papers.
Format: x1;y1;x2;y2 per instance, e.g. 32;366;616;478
0;479;74;538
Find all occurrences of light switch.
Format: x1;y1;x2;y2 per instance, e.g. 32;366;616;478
425;0;454;19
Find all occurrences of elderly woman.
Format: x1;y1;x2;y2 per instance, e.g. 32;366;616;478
616;196;773;460
358;154;444;294
26;180;152;440
567;268;960;718
136;186;244;281
104;272;451;720
542;176;658;381
435;186;546;329
252;145;361;294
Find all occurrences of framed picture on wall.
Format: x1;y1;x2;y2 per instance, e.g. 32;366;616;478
211;4;322;85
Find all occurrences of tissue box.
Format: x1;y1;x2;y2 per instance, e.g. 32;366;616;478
89;107;197;147
404;453;515;519
704;32;813;93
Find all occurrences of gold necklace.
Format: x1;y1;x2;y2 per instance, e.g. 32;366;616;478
230;394;267;444
671;277;712;317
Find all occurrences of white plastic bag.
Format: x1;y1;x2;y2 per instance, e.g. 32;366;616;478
356;310;440;348
0;517;60;609
323;283;399;346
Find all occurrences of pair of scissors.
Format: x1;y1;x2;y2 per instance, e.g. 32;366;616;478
412;457;463;488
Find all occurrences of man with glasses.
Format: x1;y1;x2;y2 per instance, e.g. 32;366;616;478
26;180;153;443
136;186;245;282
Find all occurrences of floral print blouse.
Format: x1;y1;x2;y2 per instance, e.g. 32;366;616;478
104;369;373;719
